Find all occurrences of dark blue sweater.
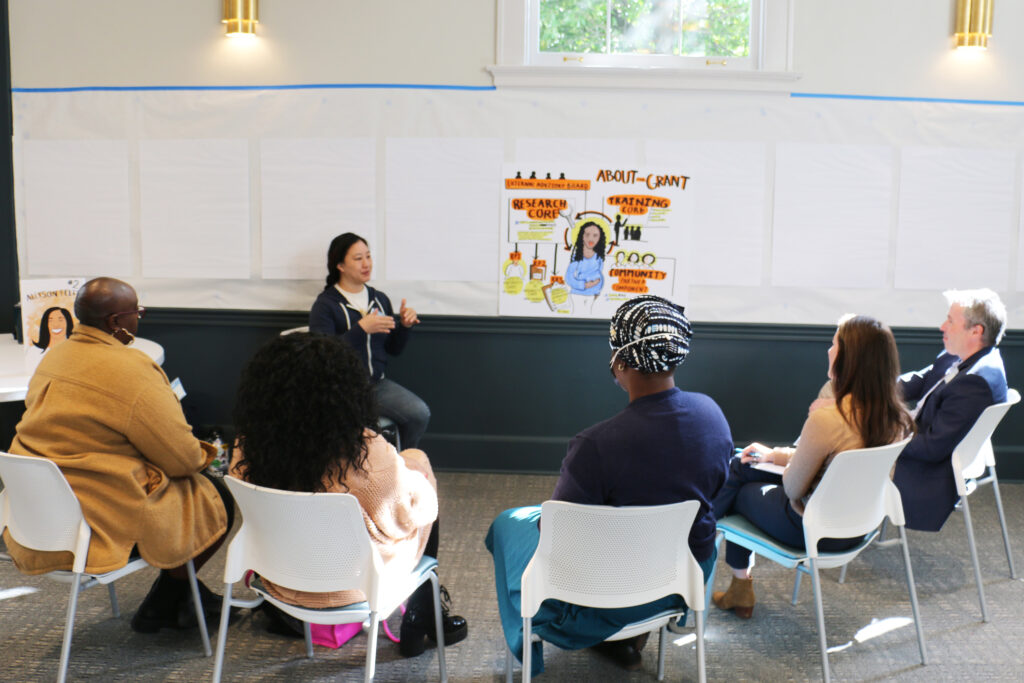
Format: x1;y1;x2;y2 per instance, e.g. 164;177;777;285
551;387;733;561
308;285;410;381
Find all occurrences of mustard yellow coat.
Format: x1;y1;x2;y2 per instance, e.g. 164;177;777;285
4;325;227;574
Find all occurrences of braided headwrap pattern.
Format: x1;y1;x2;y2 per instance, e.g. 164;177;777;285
609;295;692;373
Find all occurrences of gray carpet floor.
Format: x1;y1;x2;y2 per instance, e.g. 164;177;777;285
2;472;1023;682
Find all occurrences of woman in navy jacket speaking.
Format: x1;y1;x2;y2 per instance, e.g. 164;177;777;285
309;233;430;449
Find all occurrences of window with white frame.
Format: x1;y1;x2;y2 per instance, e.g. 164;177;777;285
492;0;797;90
534;0;759;70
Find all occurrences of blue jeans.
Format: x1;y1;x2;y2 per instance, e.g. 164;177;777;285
373;378;430;449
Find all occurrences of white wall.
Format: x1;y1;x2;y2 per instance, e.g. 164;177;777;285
11;1;1024;99
8;1;1024;327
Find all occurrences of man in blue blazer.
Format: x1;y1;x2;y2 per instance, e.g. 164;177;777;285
894;289;1008;532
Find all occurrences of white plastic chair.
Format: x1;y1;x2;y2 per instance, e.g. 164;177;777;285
504;500;707;683
714;438;926;683
279;325;310;336
212;476;447;683
948;387;1020;621
0;451;212;683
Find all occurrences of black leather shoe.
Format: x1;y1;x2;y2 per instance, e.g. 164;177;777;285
131;577;237;633
424;586;468;646
399;585;469;657
590;633;648;671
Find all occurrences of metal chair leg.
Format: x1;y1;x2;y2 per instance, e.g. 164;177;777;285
505;644;514;683
656;625;666;681
107;582;120;617
522;617;533;683
898;525;927;665
696;607;707;683
186;559;212;656
305;620;315;659
987;466;1017;579
362;615;377;682
792;567;803;605
211;582;234;683
429;572;448;682
57;573;82;683
809;559;831;683
960;494;989;622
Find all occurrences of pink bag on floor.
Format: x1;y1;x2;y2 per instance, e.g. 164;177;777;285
309;604;405;649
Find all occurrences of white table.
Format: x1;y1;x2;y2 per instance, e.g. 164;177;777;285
0;336;165;403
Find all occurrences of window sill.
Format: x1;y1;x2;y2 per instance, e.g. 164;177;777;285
486;65;802;92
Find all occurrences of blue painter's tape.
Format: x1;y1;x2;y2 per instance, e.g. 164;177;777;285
791;91;1024;107
12;83;497;94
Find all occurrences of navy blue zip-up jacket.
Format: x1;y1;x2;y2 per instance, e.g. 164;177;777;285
308;285;410;381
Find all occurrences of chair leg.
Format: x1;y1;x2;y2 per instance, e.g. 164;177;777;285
695;608;706;683
706;532;723;614
987;466;1017;579
960;494;989;622
304;621;314;659
505;643;514;683
429;571;448;682
185;559;212;656
522;617;532;683
107;582;120;617
211;582;234;683
792;567;803;605
57;572;82;683
809;559;831;683
838;564;848;585
657;625;666;681
897;525;927;666
361;614;379;683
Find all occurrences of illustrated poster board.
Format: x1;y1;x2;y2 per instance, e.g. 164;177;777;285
498;165;691;318
21;278;85;373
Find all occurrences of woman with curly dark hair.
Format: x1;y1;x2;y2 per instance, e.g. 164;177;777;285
230;333;467;656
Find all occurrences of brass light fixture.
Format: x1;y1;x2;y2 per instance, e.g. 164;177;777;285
954;0;993;49
223;0;258;37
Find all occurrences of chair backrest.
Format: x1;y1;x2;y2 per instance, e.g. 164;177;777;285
0;451;92;573
521;500;703;618
802;437;912;557
222;477;382;600
952;388;1020;487
279;326;310;336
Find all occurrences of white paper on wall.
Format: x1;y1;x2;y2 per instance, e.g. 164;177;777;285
384;138;503;282
772;143;893;289
516;138;638;167
140;139;250;279
260;138;376;280
896;146;1016;291
22;140;131;276
645;140;767;286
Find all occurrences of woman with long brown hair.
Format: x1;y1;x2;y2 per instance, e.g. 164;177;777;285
710;314;914;618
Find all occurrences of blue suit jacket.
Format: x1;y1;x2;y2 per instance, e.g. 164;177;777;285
893;347;1007;531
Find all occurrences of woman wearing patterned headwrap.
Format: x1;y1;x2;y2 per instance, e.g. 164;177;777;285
485;295;733;675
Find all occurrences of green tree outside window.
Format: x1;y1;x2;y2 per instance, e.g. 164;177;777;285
540;0;750;58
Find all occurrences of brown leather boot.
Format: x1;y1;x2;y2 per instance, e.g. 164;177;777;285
712;576;755;619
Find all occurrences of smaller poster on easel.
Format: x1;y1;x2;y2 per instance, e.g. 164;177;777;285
20;278;85;372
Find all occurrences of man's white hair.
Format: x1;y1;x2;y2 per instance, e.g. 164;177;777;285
943;288;1007;347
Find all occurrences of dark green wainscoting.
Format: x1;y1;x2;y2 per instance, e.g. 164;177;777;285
7;310;1018;480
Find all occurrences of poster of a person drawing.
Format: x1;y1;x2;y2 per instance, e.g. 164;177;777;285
21;278;85;371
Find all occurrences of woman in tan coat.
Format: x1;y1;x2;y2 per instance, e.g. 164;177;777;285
230;332;466;657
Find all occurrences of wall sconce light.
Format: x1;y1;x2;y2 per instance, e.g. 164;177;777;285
223;0;258;37
954;0;993;49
